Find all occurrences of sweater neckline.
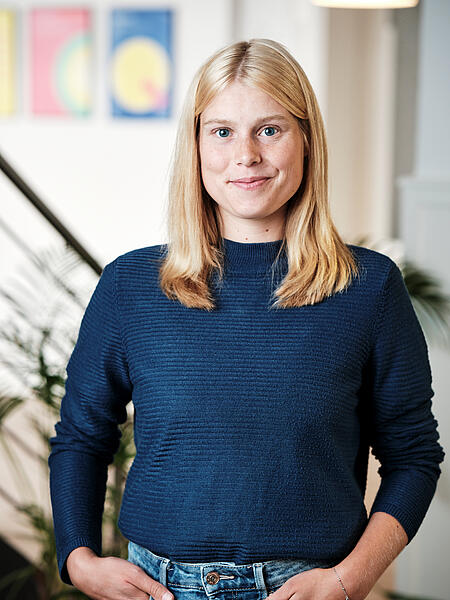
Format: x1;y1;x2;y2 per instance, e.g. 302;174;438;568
221;237;286;273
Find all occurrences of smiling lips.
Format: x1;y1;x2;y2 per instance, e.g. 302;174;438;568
230;176;272;190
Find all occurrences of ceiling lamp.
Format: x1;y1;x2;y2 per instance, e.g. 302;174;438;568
310;0;419;7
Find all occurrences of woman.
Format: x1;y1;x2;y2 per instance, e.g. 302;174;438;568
48;38;445;600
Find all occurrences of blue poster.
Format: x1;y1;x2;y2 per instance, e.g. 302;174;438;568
110;9;173;118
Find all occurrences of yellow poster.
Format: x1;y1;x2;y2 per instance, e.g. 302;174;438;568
0;9;15;115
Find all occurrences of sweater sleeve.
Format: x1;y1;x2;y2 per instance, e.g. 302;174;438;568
366;260;445;543
48;259;132;585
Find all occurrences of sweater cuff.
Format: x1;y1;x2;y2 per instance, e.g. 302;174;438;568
58;537;101;586
369;501;418;546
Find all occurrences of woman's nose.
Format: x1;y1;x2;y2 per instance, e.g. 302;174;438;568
233;135;262;166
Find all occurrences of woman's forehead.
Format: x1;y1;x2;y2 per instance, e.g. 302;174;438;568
204;82;277;107
200;83;292;124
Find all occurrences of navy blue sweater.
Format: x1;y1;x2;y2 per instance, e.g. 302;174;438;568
48;238;445;585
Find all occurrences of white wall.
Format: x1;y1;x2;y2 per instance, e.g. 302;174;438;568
327;7;398;244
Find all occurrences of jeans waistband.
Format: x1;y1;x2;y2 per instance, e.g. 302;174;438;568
127;541;335;597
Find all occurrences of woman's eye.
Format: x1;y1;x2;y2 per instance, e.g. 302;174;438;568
215;128;230;138
262;126;278;136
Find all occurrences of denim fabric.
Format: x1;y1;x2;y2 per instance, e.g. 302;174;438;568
127;541;336;600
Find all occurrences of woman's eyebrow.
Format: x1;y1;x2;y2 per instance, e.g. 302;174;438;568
202;114;291;126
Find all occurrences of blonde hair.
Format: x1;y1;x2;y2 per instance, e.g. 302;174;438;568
159;38;360;310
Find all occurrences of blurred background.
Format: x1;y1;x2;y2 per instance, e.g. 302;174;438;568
0;0;449;598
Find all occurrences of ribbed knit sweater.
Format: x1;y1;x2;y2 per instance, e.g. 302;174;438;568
48;238;445;585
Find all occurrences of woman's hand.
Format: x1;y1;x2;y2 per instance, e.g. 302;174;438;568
66;546;175;600
265;567;351;600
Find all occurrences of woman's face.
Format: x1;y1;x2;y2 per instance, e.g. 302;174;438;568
198;80;305;240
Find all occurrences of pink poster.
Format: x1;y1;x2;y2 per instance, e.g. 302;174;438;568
31;8;92;116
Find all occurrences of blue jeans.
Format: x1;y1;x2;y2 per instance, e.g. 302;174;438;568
127;541;336;600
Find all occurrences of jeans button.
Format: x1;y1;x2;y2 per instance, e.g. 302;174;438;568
205;571;220;585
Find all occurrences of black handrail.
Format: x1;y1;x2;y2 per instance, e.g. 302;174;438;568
0;151;102;275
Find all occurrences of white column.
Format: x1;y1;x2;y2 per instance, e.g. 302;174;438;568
396;1;450;597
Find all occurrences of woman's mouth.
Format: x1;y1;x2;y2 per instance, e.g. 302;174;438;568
230;177;271;190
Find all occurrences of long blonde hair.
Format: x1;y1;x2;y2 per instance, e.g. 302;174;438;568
159;38;360;310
